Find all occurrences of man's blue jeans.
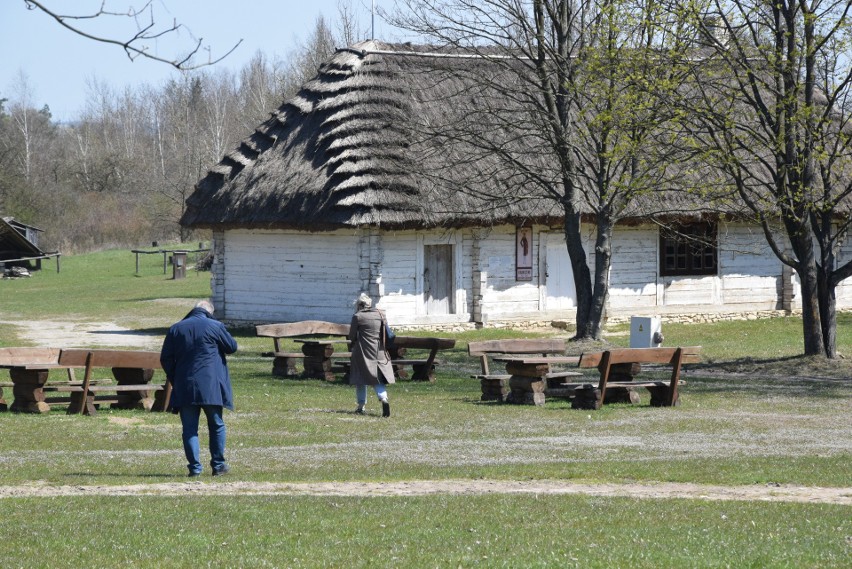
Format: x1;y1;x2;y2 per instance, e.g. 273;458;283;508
180;405;226;474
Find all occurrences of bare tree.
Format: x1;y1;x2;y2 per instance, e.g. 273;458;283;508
152;75;208;241
676;0;852;357
285;16;341;94
237;52;287;132
338;0;367;45
0;72;60;221
6;71;43;182
390;0;692;339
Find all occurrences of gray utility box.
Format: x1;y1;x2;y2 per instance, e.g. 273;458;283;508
630;316;663;348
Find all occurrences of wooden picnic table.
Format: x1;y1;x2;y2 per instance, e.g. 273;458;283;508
492;355;583;405
468;339;570;402
294;339;352;381
334;336;456;382
0;347;169;415
388;336;456;382
256;321;351;379
0;347;71;413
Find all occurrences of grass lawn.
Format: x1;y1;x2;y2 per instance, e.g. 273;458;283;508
2;495;849;568
0;249;850;568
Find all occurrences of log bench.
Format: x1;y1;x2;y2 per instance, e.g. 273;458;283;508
256;321;351;380
468;339;584;403
388;336;456;382
573;346;702;410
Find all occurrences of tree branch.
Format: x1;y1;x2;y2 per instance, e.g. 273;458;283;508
24;0;242;69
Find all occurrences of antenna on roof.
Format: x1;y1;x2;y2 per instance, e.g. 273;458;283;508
372;0;375;40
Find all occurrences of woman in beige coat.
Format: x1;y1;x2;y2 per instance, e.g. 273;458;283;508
348;293;395;417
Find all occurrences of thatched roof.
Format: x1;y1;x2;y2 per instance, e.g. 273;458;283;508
181;41;721;231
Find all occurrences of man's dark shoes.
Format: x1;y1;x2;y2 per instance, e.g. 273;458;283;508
212;465;230;477
187;471;201;478
382;400;391;418
355;407;366;415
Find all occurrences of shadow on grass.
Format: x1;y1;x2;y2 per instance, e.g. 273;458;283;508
681;353;852;374
454;396;496;405
121;291;211;302
685;374;850;398
322;408;385;417
87;327;169;337
63;472;178;479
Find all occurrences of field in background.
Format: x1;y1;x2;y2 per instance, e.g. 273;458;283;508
0;247;210;345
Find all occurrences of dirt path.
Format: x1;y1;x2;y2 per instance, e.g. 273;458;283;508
0;319;163;349
1;479;850;504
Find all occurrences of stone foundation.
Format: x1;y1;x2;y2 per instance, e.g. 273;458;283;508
604;309;802;326
238;308;823;334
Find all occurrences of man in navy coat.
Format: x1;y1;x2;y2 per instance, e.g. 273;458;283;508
160;300;238;477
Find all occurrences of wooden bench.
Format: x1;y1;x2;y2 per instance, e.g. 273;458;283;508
389;336;456;382
53;349;170;416
468;339;584;403
256;321;351;380
573;346;702;410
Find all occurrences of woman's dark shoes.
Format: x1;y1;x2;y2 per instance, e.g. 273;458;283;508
382;401;391;417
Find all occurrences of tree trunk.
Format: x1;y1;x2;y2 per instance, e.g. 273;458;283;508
790;249;825;356
588;216;613;340
817;266;837;358
562;210;611;341
563;210;596;340
798;271;824;356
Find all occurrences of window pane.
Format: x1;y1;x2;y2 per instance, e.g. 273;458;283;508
659;223;718;277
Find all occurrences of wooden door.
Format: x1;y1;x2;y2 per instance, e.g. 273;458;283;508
545;236;576;310
424;244;453;315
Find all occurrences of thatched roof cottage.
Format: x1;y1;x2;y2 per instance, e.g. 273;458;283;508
181;40;852;328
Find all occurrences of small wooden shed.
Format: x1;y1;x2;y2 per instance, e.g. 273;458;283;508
0;217;60;272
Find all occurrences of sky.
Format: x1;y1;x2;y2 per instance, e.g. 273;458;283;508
0;1;402;122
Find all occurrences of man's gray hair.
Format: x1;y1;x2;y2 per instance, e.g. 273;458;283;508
195;300;215;314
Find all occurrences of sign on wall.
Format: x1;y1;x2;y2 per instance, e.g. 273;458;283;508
516;227;533;281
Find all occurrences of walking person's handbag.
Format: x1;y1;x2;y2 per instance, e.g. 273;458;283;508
384;319;395;349
379;311;394;366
